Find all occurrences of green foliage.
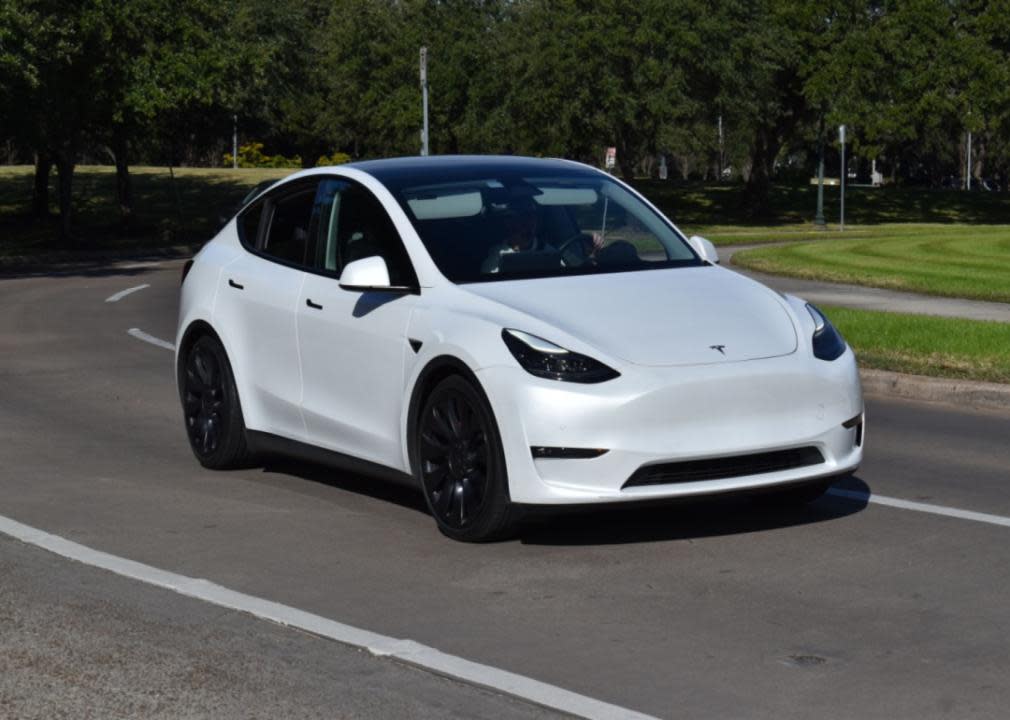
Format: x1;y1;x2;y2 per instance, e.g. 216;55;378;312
315;152;352;167
223;143;302;169
4;0;1010;246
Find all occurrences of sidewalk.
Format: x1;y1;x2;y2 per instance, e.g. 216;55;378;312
720;244;1010;323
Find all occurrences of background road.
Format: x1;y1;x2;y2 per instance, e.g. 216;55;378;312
718;243;1010;323
1;261;1008;719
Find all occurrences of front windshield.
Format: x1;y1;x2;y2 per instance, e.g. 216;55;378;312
390;173;701;283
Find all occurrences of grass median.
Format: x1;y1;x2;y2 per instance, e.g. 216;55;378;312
823;305;1010;384
0;165;291;259
733;224;1010;303
5;165;1010;259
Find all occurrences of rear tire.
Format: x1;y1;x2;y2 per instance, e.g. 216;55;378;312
416;375;514;542
180;335;250;469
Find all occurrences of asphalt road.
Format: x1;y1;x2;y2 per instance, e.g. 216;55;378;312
1;261;1009;719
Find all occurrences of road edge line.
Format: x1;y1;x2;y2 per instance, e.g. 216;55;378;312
128;328;176;351
827;488;1010;528
0;513;659;720
105;284;151;303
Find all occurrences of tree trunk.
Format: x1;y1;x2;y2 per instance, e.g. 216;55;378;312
112;129;133;224
55;152;75;245
745;127;781;216
32;151;52;218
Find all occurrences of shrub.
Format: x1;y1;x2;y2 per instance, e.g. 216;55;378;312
316;151;352;167
223;142;302;169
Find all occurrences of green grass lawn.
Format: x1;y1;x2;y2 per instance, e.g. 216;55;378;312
824;305;1010;384
4;164;1010;258
732;225;1010;303
0;165;291;258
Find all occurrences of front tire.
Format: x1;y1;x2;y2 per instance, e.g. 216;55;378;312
180;335;250;469
416;375;514;542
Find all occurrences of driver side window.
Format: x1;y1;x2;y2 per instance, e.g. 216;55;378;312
311;180;417;287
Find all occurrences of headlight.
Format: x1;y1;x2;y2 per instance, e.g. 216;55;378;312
806;304;847;361
501;329;619;383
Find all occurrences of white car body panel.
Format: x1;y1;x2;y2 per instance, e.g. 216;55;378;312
212;249;308;440
177;156;863;510
297;272;417;468
461;267;798;366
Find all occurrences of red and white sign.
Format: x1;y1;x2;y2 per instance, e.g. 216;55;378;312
605;147;616;170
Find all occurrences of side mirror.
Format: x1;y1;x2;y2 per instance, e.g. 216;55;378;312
688;235;720;264
339;256;391;290
338;255;417;293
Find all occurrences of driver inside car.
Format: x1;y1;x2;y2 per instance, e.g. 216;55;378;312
480;200;604;274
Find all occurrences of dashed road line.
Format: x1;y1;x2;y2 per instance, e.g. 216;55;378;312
828;488;1010;528
127;328;175;351
0;513;659;720
105;284;150;303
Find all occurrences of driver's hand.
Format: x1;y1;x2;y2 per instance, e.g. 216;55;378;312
588;231;604;255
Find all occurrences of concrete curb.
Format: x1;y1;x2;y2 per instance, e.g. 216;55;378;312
861;368;1010;412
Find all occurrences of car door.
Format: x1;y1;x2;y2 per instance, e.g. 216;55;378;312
214;179;318;441
296;178;420;469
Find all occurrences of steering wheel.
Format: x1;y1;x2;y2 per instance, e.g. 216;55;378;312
557;232;594;267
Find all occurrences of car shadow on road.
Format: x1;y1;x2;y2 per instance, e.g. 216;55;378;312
514;476;872;546
255;457;430;515
251;458;871;547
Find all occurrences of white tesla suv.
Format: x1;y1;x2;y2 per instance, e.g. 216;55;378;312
177;156;863;541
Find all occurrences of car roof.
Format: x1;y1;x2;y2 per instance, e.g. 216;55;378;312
346;155;602;188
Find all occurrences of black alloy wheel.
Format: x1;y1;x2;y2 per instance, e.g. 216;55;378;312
181;335;249;469
417;375;513;542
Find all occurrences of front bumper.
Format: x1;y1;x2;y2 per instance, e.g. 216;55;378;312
477;349;864;505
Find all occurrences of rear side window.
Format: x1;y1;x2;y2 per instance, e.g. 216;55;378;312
238;202;263;248
262;187;316;266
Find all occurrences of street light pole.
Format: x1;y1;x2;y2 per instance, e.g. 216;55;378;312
717;114;724;180
966;130;972;191
839;124;846;232
815;118;826;228
232;115;238;169
420;47;429;156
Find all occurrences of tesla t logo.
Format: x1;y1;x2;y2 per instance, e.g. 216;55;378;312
710;345;727;355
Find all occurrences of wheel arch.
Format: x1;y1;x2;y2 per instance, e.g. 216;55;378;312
176;320;226;396
404;355;494;478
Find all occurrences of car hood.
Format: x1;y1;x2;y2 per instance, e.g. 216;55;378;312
460;267;798;367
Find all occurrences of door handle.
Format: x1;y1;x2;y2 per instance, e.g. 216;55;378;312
306;298;323;310
228;278;244;290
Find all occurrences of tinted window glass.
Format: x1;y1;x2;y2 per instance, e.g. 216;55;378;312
238;202;263;248
263;187;316;266
312;181;416;287
388;174;701;283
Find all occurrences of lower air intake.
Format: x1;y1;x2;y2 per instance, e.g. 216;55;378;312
623;446;825;489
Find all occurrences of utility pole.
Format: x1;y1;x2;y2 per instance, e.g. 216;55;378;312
839;124;846;231
717;114;724;180
420;47;429;156
966;130;973;190
232;115;238;169
815;117;826;228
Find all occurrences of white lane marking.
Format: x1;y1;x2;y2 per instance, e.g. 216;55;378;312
127;328;176;352
105;284;150;303
0;514;658;720
828;488;1010;529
